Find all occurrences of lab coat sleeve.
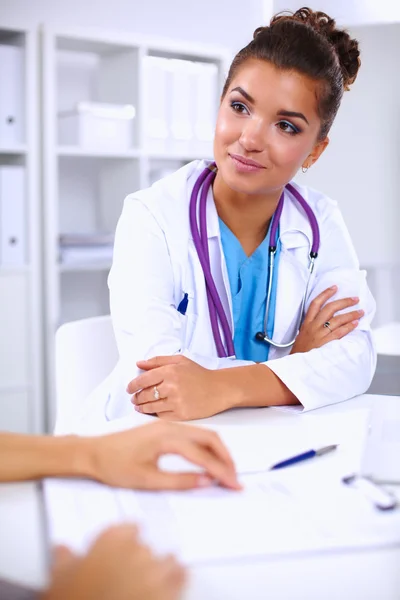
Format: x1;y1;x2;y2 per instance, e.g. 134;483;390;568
109;196;251;403
263;202;377;411
108;197;188;385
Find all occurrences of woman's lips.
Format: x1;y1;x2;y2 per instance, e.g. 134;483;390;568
229;153;265;173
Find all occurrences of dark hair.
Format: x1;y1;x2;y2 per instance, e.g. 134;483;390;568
222;7;361;140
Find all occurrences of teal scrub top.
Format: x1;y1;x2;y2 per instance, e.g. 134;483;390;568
219;219;281;362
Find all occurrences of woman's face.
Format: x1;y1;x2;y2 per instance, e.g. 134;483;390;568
213;58;329;196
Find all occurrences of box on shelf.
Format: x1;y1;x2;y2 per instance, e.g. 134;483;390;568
58;102;136;150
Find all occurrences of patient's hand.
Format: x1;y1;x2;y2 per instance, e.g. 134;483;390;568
290;285;364;354
42;525;185;600
85;420;240;491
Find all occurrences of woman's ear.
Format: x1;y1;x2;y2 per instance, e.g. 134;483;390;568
306;136;330;168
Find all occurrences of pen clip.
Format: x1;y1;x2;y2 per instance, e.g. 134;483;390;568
177;292;189;315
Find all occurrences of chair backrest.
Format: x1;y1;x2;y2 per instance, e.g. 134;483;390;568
55;315;119;433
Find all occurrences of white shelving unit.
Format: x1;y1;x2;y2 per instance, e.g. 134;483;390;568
41;26;229;428
0;25;43;433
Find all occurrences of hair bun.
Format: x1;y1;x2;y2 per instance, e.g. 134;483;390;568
327;29;360;90
270;6;361;90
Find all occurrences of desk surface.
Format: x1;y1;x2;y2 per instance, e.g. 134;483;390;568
1;394;400;600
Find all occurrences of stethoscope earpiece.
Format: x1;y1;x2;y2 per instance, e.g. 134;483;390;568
255;332;266;342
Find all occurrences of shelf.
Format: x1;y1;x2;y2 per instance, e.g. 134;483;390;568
146;150;213;162
0;384;30;393
57;145;141;159
0;265;30;276
59;261;112;273
0;144;27;155
41;26;226;431
57;146;213;162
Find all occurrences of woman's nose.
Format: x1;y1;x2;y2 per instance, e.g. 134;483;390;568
239;119;267;153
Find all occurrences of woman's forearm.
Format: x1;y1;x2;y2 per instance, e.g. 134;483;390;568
217;363;299;408
0;432;94;483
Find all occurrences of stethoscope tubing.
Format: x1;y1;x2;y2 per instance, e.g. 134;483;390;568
189;164;320;357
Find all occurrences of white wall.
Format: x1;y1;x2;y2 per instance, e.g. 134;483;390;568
0;0;264;55
273;0;400;26
297;24;400;267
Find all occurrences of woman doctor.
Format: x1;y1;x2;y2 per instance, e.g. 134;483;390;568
107;7;376;421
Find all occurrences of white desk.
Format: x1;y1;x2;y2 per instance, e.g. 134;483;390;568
1;394;400;600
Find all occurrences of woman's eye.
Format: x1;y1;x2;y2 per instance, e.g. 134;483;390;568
278;120;300;135
230;101;249;115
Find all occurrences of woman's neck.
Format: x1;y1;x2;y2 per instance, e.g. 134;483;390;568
213;172;283;256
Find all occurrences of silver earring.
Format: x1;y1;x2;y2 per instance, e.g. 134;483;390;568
302;166;308;174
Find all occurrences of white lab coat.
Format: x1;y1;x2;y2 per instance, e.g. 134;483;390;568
106;159;376;419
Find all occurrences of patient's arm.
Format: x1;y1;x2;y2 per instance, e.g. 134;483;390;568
0;432;92;482
0;422;239;490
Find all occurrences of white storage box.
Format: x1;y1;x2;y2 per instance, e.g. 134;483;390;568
58;102;135;150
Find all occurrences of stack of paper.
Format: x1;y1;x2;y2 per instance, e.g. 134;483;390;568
58;232;114;265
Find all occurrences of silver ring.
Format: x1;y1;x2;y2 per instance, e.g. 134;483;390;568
323;321;332;333
153;386;160;401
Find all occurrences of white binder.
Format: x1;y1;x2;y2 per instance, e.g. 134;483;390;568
169;59;196;154
0;45;24;146
144;56;170;153
0;166;26;266
193;62;218;156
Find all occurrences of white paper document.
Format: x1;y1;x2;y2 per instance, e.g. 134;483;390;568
46;402;400;565
44;459;400;566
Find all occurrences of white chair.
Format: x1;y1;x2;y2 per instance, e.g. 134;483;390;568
372;321;400;356
54;315;119;433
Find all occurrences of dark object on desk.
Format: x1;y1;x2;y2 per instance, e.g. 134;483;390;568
342;474;397;511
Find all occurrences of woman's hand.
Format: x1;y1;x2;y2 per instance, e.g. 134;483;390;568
290;285;364;354
127;355;230;422
87;420;240;490
42;525;185;600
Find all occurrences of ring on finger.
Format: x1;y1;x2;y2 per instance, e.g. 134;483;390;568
153;385;160;401
323;321;333;333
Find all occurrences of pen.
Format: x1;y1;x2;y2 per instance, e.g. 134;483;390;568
270;444;338;470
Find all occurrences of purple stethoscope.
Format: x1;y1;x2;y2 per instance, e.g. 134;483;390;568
189;163;321;358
